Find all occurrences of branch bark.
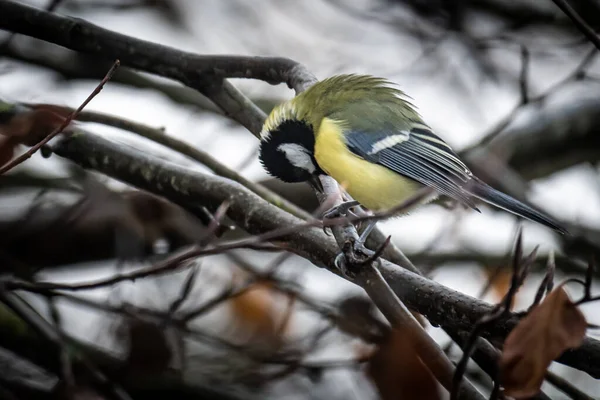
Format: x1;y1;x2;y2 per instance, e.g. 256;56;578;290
1;40;223;114
551;0;600;50
0;0;316;135
314;177;483;398
43;129;600;379
74;109;311;220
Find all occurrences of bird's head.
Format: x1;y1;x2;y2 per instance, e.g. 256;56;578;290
259;98;323;187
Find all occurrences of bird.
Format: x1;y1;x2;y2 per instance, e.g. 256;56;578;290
258;74;567;244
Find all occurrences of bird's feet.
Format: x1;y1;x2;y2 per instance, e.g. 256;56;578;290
322;201;390;277
321;200;361;236
322;200;361;220
333;239;369;275
333;235;391;278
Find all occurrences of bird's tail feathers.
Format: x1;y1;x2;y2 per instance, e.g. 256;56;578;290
467;179;568;235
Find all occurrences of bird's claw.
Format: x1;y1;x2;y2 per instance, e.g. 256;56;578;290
322;200;361;220
334;253;348;275
333;236;392;278
333;239;374;277
322;201;361;235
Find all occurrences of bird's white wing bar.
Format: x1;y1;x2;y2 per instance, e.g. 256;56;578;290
367;132;409;155
346;127;478;210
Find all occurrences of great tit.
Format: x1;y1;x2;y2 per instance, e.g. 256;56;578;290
258;74;567;236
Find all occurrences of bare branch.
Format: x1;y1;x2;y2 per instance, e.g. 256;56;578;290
551;0;600;50
0;0;316;135
462;47;598;158
574;257;600;305
26;128;599;378
0;59;120;174
73;109;312;221
315;176;483;398
530;251;556;310
545;370;595;400
451;229;536;400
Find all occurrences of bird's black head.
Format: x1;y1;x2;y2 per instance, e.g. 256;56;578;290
259;119;324;184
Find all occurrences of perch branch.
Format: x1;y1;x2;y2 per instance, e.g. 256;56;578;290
21;129;600;379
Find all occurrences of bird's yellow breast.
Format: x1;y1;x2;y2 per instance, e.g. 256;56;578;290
314;118;422;211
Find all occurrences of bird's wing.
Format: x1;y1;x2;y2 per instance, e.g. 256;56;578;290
345;124;479;210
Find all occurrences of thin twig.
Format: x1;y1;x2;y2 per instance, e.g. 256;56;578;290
167;263;201;317
551;0;600;50
545;370;595;400
462;47;597;153
48;297;76;400
452;228;535;400
199;200;231;245
518;44;530;104
0;60;120;174
574;256;600;305
179;277;256;322
530;251;555;310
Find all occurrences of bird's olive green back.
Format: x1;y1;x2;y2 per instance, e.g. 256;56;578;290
265;74;424;135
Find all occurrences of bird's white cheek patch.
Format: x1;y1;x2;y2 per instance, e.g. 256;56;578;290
368;132;410;155
277;143;316;173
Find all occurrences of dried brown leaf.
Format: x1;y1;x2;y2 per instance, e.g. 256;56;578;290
228;280;289;348
485;267;517;306
0;135;16;166
0;106;68;143
0;105;70;167
367;328;442;400
500;286;586;398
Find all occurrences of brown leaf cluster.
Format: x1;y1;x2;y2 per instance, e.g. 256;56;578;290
0;104;72;166
500;286;587;398
367;328;442;400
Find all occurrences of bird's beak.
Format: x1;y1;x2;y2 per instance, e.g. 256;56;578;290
308;174;324;193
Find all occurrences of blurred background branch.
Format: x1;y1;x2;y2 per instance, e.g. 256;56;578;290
1;0;600;399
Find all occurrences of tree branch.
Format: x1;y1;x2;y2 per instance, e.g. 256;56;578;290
1;40;223;114
0;0;316;136
39;129;600;379
551;0;600;50
74;109;311;220
2;0;599;389
314;177;483;398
